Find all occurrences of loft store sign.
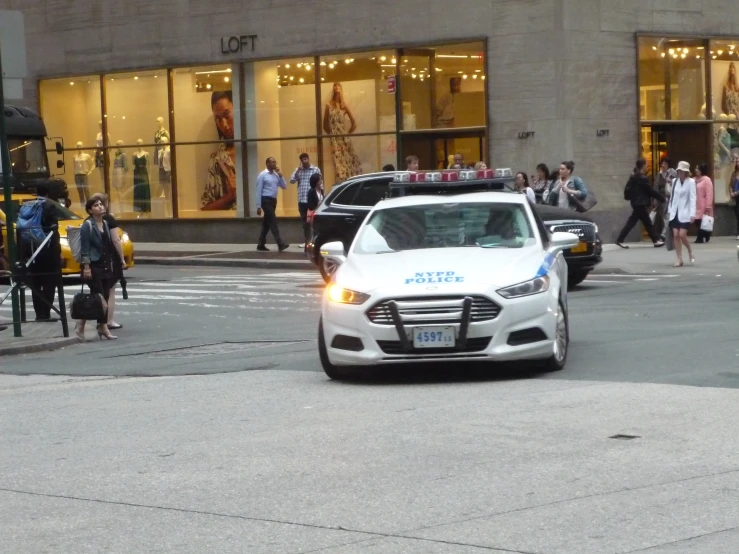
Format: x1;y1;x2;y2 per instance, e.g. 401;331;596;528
221;35;257;54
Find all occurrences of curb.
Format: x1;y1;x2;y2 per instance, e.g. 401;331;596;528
136;256;313;271
0;336;81;357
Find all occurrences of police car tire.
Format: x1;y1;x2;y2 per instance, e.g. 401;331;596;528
567;270;589;289
543;300;568;372
318;317;352;380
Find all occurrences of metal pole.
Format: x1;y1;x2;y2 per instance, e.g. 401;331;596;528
0;42;22;337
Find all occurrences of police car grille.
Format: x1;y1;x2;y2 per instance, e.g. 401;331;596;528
366;296;501;325
550;223;595;242
377;336;492;355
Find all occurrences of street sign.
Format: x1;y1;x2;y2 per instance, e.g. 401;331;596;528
387;75;396;94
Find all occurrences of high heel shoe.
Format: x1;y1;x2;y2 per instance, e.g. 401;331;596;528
75;322;86;341
97;325;118;340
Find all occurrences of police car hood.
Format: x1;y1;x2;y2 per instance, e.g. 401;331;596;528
337;247;546;293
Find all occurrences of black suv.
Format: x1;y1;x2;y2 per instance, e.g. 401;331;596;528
307;171;602;287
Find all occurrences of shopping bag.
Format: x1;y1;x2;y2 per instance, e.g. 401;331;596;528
700;215;714;232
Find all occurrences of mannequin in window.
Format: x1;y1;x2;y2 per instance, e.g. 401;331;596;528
132;139;151;217
73;141;94;206
158;135;172;215
154;116;170;196
95;120;110;180
112;139;127;213
436;77;461;128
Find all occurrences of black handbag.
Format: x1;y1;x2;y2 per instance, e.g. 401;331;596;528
70;284;105;320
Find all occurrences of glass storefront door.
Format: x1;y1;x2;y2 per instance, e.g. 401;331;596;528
399;130;486;171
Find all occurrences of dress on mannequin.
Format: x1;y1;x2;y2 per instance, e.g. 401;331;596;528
73;148;94;205
112;146;128;210
154;119;170;196
132;150;152;214
158;144;172;210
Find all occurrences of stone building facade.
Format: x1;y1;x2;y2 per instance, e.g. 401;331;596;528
4;0;739;241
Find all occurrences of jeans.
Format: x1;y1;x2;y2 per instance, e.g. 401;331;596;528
616;205;661;243
298;202;310;244
258;197;285;247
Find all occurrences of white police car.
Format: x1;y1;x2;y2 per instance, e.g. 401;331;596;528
317;191;581;379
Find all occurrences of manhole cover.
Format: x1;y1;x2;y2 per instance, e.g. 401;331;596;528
117;341;308;359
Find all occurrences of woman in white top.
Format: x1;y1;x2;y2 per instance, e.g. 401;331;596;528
515;172;536;203
667;160;697;267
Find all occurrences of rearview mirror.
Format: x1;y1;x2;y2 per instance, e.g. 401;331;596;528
320;241;346;265
55;141;64;155
550;231;580;251
56;160;64;168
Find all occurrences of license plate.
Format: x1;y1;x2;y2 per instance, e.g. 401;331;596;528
412;326;456;349
570;242;588;254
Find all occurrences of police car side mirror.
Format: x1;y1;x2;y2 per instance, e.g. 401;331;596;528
550;232;580;251
320;241;347;265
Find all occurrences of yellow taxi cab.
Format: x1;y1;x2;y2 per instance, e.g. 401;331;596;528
1;193;135;275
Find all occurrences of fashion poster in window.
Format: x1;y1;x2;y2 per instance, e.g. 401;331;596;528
320;81;378;185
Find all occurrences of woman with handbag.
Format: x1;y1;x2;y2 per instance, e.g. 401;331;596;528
306;173;324;221
667;161;697;267
74;196;117;341
694;163;715;244
546;161;587;211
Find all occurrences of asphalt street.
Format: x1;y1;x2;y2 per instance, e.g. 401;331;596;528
2;265;739;553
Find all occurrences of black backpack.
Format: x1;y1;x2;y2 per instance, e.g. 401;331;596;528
623;177;633;201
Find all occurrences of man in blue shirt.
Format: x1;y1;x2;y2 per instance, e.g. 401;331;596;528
256;157;289;252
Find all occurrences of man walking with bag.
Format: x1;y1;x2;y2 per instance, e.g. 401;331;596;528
615;158;666;249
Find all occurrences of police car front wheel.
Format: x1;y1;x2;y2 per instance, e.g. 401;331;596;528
318;317;355;380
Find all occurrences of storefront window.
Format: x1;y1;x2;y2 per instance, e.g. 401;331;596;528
245;58;316;140
709;39;739;121
320;134;396;188
39;76;104;208
399;42;486;130
172;64;241;218
638;37;707;120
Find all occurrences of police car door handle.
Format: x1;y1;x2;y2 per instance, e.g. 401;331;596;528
344;217;356;223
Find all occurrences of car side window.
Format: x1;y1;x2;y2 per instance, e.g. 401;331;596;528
331;183;360;206
532;210;550;248
352;179;391;207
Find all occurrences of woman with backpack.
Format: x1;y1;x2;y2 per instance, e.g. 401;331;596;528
75;196;117;341
615;158;666;249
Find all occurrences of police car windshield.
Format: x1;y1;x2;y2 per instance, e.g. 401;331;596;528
353;202;535;254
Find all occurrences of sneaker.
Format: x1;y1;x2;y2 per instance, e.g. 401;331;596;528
654;241;665;248
298;243;306;249
278;244;290;253
256;246;270;252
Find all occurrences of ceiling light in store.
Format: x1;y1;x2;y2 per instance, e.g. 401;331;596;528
122;116;126;120
320;61;326;65
260;100;265;103
380;64;396;67
681;53;686;58
350;58;354;62
297;63;302;67
696;55;701;58
660;53;665;57
391;58;397;64
380;56;386;61
481;75;485;80
403;59;408;63
154;75;158;78
472;74;478;79
321;77;325;81
299;78;304;83
195;69;231;75
412;74;417;79
134;76;139;80
277;85;282;88
224;76;230;82
683;48;689;53
345;59;351;64
69;81;74;86
457;71;463;74
668;49;675;54
110;78;115;81
289;76;294;81
328;63;335;69
475;69;481;72
305;64;311;70
435;68;442;72
285;64;291;68
276;77;280;81
713;55;717;59
718;50;724;55
462;74;468;79
438;54;468;58
206;84;211;89
652;46;657;50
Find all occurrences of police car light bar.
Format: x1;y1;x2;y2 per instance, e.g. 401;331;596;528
393;168;513;183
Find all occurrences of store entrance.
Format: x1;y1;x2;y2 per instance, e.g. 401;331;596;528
400;130;486;171
644;124;711;179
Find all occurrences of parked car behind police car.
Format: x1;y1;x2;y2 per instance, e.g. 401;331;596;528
318;190;580;380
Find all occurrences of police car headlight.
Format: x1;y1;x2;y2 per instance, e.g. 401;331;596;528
497;276;550;299
328;284;370;305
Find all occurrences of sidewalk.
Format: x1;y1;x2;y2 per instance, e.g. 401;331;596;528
0;318;80;357
134;238;739;275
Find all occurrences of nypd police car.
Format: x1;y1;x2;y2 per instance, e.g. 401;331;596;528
317;190;581;379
